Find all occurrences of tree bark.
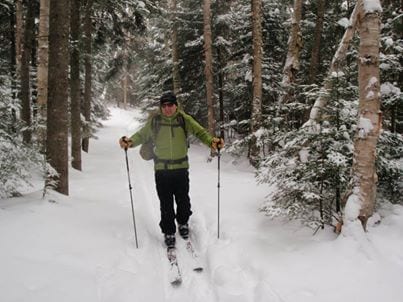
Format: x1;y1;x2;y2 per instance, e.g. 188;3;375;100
47;0;70;195
249;0;263;165
170;0;181;96
280;0;303;104
36;0;49;151
37;0;49;108
345;0;382;230
303;2;360;130
202;0;216;135
20;0;35;144
70;0;82;171
15;0;23;78
82;0;93;153
308;0;325;84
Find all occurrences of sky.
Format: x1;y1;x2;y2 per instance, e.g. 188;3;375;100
1;107;402;302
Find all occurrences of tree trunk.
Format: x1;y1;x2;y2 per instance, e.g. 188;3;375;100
249;0;263;166
308;0;325;84
170;0;181;96
37;0;49;108
122;73;128;110
36;0;49;152
216;0;230;140
15;0;23;78
82;0;93;153
202;0;216;135
20;0;35;144
303;2;359;130
345;0;382;230
70;0;82;171
280;0;303;104
47;0;70;195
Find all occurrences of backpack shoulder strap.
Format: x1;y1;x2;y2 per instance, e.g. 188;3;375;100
177;112;187;138
151;114;161;140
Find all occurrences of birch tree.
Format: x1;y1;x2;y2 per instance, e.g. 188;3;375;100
303;3;360;130
47;0;70;195
344;0;382;231
249;0;263;165
279;0;303;104
202;0;215;135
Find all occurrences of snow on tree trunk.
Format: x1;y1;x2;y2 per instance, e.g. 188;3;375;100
303;2;359;131
279;0;302;104
249;0;263;166
170;0;181;96
344;0;382;231
47;0;70;195
202;0;215;135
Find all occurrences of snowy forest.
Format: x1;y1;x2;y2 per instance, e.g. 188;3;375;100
1;0;402;229
0;0;403;301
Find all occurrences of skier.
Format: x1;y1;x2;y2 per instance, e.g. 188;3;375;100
119;92;224;248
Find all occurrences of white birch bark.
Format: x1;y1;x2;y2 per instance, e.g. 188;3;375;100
303;3;359;131
279;0;303;104
344;0;382;230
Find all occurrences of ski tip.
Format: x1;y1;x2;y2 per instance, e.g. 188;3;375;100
171;278;182;287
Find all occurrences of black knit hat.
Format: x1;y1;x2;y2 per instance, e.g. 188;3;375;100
160;91;177;106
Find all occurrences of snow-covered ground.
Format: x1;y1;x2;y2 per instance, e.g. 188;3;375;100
1;107;402;302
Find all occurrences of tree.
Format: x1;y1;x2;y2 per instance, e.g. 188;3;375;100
344;0;382;230
304;3;360;129
82;0;93;153
170;0;181;96
308;0;325;84
20;0;35;144
280;0;303;104
249;0;263;165
37;0;49;109
202;0;215;135
70;0;82;170
47;0;70;195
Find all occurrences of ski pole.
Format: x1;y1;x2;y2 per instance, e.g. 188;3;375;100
124;148;139;248
217;145;221;239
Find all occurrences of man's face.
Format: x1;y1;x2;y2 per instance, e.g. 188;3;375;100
161;102;177;117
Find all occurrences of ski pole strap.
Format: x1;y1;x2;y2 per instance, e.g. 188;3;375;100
154;156;188;170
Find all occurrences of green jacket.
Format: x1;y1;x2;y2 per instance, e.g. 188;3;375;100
129;110;214;170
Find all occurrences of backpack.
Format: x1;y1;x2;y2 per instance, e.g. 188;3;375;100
139;113;187;161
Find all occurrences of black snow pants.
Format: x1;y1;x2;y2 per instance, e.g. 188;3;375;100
155;168;192;235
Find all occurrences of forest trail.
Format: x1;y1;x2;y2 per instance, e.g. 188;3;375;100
1;107;403;302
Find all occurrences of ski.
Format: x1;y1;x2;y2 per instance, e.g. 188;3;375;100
184;239;203;272
167;247;182;286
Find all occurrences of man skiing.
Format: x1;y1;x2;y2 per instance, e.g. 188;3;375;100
119;92;224;248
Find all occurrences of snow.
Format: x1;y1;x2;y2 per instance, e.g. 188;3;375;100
337;17;351;28
1;107;403;302
363;0;383;13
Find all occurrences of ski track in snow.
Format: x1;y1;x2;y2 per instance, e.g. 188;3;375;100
1;107;403;302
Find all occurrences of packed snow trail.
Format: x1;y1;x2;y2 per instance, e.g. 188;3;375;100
1;107;403;302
